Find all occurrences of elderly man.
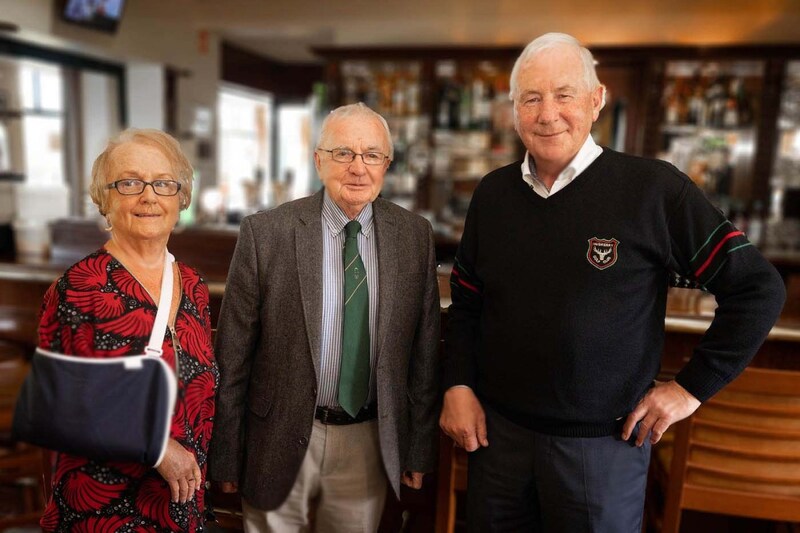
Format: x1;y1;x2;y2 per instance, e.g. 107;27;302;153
210;103;440;532
440;33;785;532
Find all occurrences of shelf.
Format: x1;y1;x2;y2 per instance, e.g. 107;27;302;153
432;173;484;182
661;124;755;135
322;46;800;225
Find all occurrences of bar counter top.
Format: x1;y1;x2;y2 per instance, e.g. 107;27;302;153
2;257;799;344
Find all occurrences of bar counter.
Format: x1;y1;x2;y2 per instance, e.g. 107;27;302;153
1;256;799;356
1;216;798;371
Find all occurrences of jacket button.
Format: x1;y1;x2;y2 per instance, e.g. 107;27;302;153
299;436;309;446
312;387;317;397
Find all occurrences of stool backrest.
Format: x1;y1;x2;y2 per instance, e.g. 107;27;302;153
662;366;800;532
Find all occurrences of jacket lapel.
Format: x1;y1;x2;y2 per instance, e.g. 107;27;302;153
373;198;398;362
296;190;324;380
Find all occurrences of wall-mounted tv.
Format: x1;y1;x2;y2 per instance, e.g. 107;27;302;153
58;0;127;33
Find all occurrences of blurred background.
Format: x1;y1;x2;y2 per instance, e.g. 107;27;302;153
0;0;798;261
2;2;800;532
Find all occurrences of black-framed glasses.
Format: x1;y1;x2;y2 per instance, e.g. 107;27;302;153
106;179;182;196
317;148;390;166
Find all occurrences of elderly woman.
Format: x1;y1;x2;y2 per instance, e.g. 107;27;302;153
36;128;217;532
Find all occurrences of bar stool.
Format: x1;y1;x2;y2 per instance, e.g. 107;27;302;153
661;366;800;532
435;433;468;533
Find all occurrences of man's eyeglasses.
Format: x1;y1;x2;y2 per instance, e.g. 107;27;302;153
317;148;390;166
106;179;182;197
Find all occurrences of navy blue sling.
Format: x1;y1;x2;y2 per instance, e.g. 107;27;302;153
12;252;178;467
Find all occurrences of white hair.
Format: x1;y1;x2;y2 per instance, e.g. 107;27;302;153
90;128;193;216
317;103;394;159
509;32;603;103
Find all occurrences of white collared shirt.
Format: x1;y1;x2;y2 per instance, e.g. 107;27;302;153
521;136;603;198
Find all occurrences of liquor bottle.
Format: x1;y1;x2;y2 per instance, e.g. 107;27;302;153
343;76;358;105
406;63;421;116
378;63;394;116
747;201;764;247
705;76;727;128
663;81;680;125
491;75;513;133
732;206;748;235
437;77;460;130
459;76;472;130
731;77;752;126
360;69;378;111
677;81;691;124
471;66;492;130
687;86;706;126
392;68;407;117
437;88;450;129
723;97;739;128
436;61;461;130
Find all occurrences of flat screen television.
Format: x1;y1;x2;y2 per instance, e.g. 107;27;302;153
58;0;126;33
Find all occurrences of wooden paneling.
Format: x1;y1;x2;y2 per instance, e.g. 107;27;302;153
222;42;323;103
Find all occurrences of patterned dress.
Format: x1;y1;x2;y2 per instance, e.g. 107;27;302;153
37;249;218;532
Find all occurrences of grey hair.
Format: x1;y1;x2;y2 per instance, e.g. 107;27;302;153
316;103;394;160
90;128;194;216
509;32;603;102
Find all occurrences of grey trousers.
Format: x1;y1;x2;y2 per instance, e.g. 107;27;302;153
467;404;651;533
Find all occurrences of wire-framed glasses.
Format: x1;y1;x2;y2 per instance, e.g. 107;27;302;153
317;148;390;166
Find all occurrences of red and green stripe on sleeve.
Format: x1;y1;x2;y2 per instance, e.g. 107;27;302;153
450;256;483;301
689;220;753;286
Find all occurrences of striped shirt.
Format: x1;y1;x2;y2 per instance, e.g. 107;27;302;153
317;191;379;408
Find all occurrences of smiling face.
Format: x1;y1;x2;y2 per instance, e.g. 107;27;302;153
314;114;390;219
513;45;604;179
104;141;180;246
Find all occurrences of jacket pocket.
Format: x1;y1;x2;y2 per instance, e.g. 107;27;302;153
247;393;273;418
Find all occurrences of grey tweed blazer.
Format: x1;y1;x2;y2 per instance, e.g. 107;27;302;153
208;190;441;510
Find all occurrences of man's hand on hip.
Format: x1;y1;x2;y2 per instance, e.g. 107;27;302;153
439;386;489;452
622;380;701;446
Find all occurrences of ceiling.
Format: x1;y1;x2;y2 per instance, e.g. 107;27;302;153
183;0;800;62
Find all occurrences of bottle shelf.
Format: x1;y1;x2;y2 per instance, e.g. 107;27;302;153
317;45;800;255
661;124;754;136
658;59;766;211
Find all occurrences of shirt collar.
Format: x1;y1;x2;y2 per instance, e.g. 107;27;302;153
321;189;374;237
522;135;602;192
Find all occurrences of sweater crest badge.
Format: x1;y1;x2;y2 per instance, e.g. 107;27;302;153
587;237;619;270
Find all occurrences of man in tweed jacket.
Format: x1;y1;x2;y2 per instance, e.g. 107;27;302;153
209;103;440;532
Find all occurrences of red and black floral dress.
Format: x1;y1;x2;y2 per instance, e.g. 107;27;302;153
37;249;218;532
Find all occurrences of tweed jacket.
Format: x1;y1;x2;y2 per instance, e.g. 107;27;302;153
208;190;441;510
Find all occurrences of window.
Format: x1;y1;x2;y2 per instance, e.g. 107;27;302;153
277;104;314;203
217;85;272;213
20;60;65;188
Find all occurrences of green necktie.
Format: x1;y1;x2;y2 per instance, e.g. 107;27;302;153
339;220;370;417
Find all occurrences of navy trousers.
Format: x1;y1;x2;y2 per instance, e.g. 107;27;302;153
467;404;651;533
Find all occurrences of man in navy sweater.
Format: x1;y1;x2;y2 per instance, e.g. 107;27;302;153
440;32;786;532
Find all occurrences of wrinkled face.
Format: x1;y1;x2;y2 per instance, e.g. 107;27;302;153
105;142;180;244
513;46;603;175
314;115;390;218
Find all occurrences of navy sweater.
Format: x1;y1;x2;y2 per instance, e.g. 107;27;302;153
444;149;786;437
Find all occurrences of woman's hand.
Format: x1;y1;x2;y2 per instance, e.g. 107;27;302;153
156;439;202;503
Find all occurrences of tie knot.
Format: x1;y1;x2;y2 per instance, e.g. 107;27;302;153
345;220;361;239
